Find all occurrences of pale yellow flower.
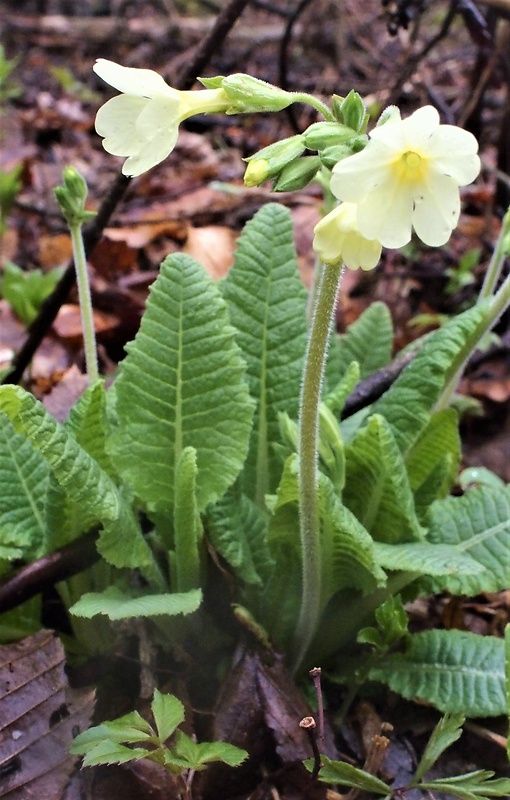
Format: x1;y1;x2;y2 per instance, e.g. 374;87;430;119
330;106;480;249
313;202;382;270
93;59;229;177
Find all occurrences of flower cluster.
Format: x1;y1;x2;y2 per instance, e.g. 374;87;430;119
314;105;480;269
92;61;481;271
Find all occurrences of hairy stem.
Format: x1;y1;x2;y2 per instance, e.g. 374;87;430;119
69;221;98;383
292;261;343;672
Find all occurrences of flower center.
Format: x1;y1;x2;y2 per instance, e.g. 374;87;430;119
404;151;421;169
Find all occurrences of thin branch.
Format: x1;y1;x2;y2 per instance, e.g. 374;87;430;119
0;530;99;613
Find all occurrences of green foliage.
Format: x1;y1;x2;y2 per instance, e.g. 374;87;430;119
0;164;22;236
0;46;21;105
1;261;64;326
70;689;247;781
108;252;254;515
2;203;510;724
369;629;505;717
221;203;307;506
308;713;510;800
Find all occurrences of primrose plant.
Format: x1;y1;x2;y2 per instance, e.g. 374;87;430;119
2;60;510;735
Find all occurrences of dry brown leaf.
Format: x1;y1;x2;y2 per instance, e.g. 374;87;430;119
104;220;188;250
182;225;238;279
0;629;94;799
42;365;90;423
38;234;73;269
52;304;118;344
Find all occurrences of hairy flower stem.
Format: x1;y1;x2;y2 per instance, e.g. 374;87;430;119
69;221;99;384
479;206;510;300
292;261;343;672
291;92;335;122
437;210;510;409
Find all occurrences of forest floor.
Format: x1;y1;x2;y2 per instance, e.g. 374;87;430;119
1;0;510;798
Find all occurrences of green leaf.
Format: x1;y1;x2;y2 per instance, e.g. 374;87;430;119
70;585;202;620
343;414;424;543
46;380;115;550
0;385;119;526
405;408;460;515
425;485;510;595
174;447;202;591
306;755;390;794
97;490;156;571
320;471;386;601
326;301;393;384
371;303;488;454
505;624;510;761
206;484;273;586
419;771;510;800
151;690;185;743
0;410;48;558
109;253;254;514
370;630;505;717
373;542;484;577
78;740;148;767
172;730;247;770
70;712;154;753
221;203;307;507
324;360;360;415
414;713;465;782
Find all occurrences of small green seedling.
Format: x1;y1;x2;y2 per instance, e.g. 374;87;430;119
306;713;510;800
1;261;64;325
0;45;21;105
70;689;248;798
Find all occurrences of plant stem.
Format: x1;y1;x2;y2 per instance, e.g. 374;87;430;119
291;92;336;122
292;261;343;672
69;221;98;384
479;206;510;300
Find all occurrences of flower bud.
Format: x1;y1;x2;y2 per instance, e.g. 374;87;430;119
303;121;356;151
376;105;401;127
202;73;294;113
243;135;305;187
319;144;353;170
54;167;96;227
272;156;321;192
336;90;368;133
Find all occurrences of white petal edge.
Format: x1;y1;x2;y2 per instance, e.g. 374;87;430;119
94;58;178;99
96;95;149;155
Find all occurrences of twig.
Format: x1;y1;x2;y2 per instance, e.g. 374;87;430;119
0;529;100;613
300;716;321;780
2;0;252;385
278;0;314;133
309;667;325;751
176;0;252;90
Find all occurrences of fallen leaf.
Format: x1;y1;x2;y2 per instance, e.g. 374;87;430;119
182;225;237;279
52;304;118;344
0;629;94;799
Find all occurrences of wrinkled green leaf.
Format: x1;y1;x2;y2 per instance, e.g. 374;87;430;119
370;629;505;717
0;410;48;558
373;542;484;577
70;586;202;620
109;253;254;514
343;414;424;543
0;385;119;528
425;485;510;595
372;303;488;454
222;203;307;506
326;301;393;384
